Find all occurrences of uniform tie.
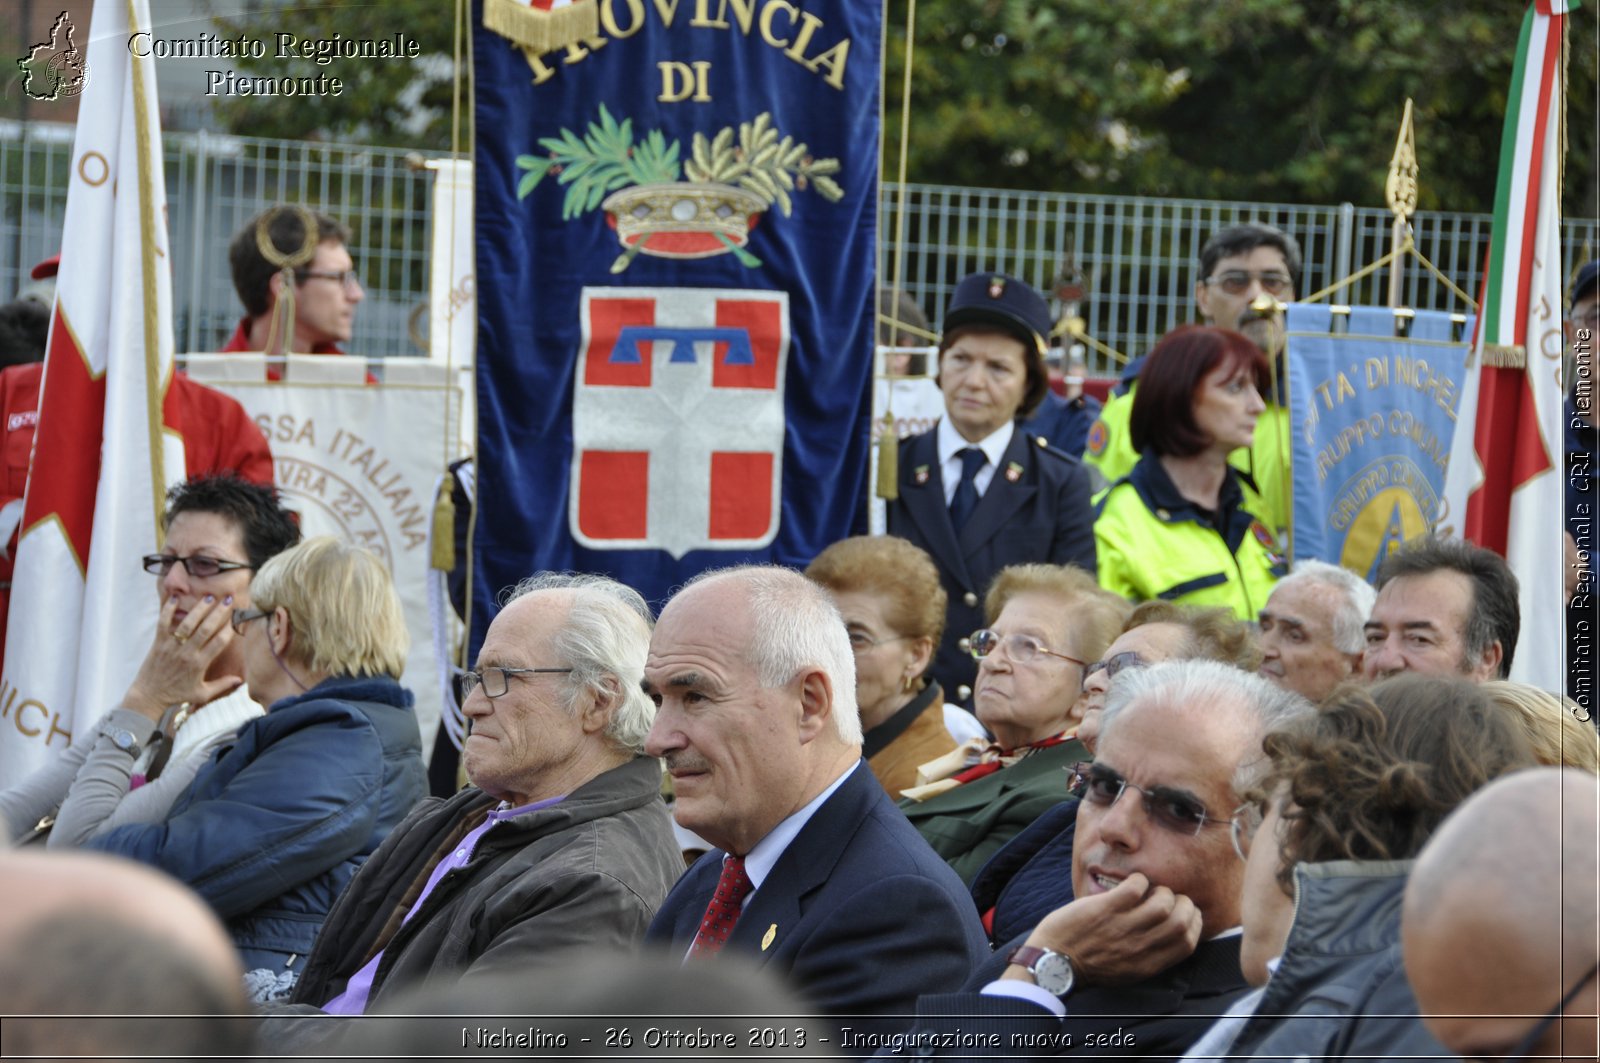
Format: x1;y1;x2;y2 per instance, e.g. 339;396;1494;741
949;446;988;529
689;855;753;957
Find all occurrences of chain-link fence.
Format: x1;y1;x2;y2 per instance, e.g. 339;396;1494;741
4;124;1597;367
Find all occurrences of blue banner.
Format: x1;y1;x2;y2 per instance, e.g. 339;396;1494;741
472;0;880;640
1285;305;1472;581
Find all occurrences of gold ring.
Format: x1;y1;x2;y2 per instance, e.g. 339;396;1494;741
173;632;189;645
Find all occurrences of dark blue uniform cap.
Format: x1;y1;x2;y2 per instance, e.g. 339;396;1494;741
942;272;1050;356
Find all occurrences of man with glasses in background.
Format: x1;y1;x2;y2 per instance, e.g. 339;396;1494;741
1086;223;1300;536
261;572;684;1043
222;205;366;378
906;660;1310;1059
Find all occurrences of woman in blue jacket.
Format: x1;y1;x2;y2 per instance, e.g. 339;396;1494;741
86;536;425;1002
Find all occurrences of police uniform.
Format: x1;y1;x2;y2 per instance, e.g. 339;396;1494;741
885;272;1096;703
1094;452;1284;620
1085;384;1292;538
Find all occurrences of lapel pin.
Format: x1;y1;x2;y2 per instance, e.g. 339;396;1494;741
913;465;930;485
761;924;777;951
1005;461;1024;482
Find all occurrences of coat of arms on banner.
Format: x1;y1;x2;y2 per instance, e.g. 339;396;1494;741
570;286;788;559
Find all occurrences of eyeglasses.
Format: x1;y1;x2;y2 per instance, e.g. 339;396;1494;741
847;630;912;654
296;268;362;291
1069;761;1230;836
1202;270;1294;296
230;608;269;635
1229;801;1265;861
1080;651;1146;691
969;629;1086;668
1470;959;1600;1062
142;554;254;578
461;665;573;699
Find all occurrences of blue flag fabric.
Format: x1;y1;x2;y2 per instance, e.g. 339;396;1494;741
1285;305;1472;581
471;0;881;643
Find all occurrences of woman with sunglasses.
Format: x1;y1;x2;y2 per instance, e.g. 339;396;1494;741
0;476;300;846
897;564;1126;885
80;536;425;1003
1186;675;1536;1061
1094;326;1285;623
968;600;1259;946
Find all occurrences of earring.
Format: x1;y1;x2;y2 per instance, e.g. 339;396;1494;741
901;675;918;694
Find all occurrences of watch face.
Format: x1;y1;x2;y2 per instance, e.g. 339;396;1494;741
1035;952;1074;996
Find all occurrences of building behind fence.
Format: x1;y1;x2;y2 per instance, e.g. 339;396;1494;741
4;124;1597;369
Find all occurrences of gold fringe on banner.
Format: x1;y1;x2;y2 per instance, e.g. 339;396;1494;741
483;0;597;54
1481;344;1528;369
876;414;899;500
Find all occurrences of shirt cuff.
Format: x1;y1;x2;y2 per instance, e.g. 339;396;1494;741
980;978;1067;1017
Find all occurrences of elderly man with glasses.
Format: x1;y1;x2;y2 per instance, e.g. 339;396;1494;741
260;573;683;1044
1086;223;1300;538
904;659;1310;1060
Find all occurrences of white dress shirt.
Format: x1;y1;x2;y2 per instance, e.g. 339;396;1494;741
936;418;1015;507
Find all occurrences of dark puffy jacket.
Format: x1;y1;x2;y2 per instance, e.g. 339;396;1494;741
85;676;425;971
968;797;1078;944
1221;860;1448;1060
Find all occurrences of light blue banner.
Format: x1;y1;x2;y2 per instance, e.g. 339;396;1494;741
1285;305;1473;581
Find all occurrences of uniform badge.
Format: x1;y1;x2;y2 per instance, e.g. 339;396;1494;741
761;924;777;951
1004;461;1024;482
1252;521;1287;566
988;276;1005;299
1086;419;1108;457
913;464;930;485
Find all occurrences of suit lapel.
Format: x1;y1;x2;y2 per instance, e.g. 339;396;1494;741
897;430;974;588
957;429;1037;555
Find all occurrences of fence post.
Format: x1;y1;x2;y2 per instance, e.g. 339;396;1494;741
1334;202;1356;307
185;130;210;353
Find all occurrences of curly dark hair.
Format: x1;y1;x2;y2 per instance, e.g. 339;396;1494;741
1256;673;1537;894
165;475;301;570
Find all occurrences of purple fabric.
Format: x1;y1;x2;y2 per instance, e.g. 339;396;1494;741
320;793;565;1015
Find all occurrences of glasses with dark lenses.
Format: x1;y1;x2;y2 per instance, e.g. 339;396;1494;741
230;608;269;635
1081;651;1146;690
1203;270;1293;296
142;554;254;578
1069;761;1228;836
461;665;574;699
969;629;1086;667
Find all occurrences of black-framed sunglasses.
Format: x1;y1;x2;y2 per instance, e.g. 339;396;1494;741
143;553;254;578
1470;959;1600;1063
1201;270;1293;296
969;629;1086;668
461;665;573;699
1069;761;1229;836
230;608;269;635
1081;651;1146;691
295;267;361;290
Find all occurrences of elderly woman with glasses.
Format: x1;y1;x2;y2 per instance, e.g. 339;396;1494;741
896;564;1127;885
969;600;1260;946
80;536;425;1003
1181;675;1537;1062
0;476;300;847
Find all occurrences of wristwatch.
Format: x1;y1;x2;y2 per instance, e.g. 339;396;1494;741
101;725;143;759
1007;944;1075;997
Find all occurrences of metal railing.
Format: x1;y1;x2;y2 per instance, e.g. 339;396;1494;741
5;125;1597;367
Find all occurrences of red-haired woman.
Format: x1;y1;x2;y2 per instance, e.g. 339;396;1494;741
1093;325;1285;619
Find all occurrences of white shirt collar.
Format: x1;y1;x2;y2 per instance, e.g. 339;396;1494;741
936;416;1014;470
740;761;861;893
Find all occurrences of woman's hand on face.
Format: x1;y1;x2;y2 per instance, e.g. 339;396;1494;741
120;595;243;720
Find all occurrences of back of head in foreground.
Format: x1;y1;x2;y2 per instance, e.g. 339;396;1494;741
1402;767;1600;1062
0;851;253;1059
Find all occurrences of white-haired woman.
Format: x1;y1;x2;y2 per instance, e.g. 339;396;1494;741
82;537;425;1002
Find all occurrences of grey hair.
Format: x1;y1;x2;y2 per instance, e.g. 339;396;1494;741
1276;559;1376;655
680;565;863;745
503;572;656;755
1101;660;1313;796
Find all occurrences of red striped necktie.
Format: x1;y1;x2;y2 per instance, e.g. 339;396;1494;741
689;855;753;956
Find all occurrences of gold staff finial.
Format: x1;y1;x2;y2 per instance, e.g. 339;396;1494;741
1385;99;1418;309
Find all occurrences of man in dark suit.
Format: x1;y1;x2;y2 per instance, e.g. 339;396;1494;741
643;566;989;1041
887;272;1095;703
907;660;1310;1060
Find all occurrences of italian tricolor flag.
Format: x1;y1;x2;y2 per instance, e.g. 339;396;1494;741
1443;0;1574;691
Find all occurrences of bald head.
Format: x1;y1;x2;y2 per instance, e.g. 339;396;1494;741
1402;769;1599;1060
0;852;250;1058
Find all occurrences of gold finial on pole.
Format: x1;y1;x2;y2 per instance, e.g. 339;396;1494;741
1385;98;1418;310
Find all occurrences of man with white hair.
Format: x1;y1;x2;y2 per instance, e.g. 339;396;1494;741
907;660;1311;1058
1257;559;1375;703
272;573;685;1020
643;565;987;1040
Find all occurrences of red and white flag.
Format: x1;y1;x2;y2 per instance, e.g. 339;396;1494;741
0;0;182;780
1442;0;1573;691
